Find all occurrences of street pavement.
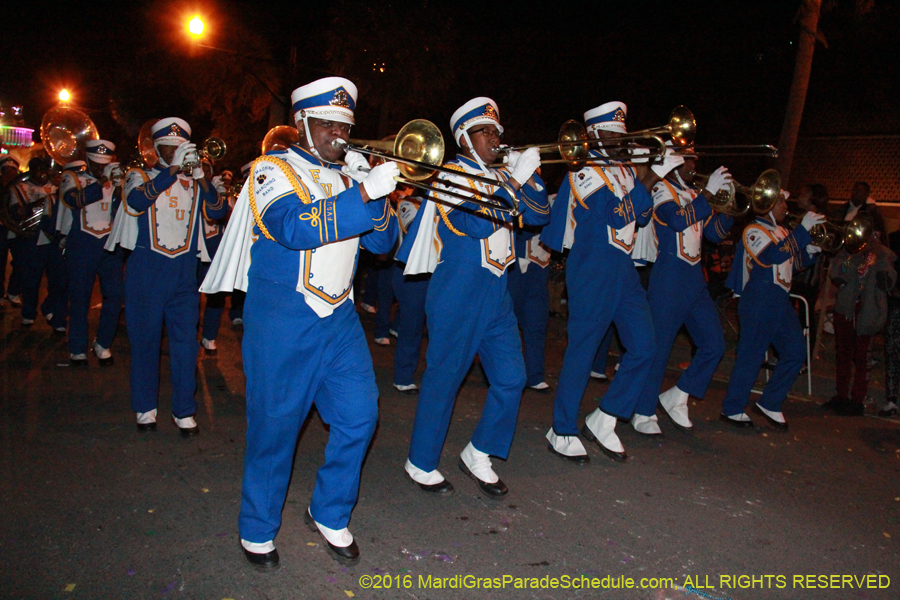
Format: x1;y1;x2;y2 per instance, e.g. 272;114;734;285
1;289;898;600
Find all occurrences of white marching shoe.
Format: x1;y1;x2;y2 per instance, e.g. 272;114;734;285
659;386;693;433
631;413;662;436
136;409;158;432
459;442;507;499
582;408;627;462
92;341;114;366
201;337;217;356
546;428;589;464
173;415;199;437
303;509;359;566
405;459;454;495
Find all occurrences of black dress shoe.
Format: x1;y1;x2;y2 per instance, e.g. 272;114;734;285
241;545;280;572
97;355;114;367
411;477;455;496
457;458;508;499
821;396;848;411
203;347;217;357
753;405;788;431
719;413;754;428
136;422;157;432
70;357;88;368
303;510;360;566
546;443;590;465
178;424;200;438
580;424;627;462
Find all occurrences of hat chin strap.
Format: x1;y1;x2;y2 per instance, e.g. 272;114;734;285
461;130;492;177
154;143;170;168
300;113;339;165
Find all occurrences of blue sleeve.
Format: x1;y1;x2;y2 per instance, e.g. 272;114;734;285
514;172;551;227
202;185;227;221
127;169;178;212
704;211;734;243
359;198;398;254
259;185;379;251
63;181;103;209
655;193;713;232
541;177;571;252
756;226;813;267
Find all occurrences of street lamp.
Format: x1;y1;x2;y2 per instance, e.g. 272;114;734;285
188;16;205;37
58;89;70;104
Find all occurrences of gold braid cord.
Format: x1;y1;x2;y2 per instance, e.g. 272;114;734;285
435;163;492;236
247;156;312;243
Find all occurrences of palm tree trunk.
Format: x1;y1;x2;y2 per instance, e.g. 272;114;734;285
776;0;823;188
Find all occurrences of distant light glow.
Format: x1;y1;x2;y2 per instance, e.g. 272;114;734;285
188;16;205;37
59;89;70;102
0;125;35;148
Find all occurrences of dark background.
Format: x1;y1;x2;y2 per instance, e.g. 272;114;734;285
1;0;897;175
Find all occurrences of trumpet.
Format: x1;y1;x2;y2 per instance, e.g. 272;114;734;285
108;164;125;187
331;119;519;214
690;169;782;217
784;212;873;254
182;137;227;174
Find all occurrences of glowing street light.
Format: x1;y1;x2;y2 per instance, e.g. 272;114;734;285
59;89;71;103
188;16;205;37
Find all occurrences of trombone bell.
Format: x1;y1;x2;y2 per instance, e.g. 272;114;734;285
392;119;444;181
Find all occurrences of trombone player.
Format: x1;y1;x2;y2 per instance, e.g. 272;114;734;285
542;101;683;463
398;97;549;499
721;191;824;430
631;151;735;435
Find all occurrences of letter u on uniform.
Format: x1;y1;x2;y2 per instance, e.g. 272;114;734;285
175;209;186;221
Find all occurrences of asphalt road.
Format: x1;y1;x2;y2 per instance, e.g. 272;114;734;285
1;289;898;600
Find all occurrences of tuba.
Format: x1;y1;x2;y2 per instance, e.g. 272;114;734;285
0;172;50;237
40;107;99;165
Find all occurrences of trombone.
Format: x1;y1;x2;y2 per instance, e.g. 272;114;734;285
691;168;782;217
331;119;520;214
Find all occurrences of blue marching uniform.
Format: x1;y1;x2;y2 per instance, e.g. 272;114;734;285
506;225;552;388
198;207;226;343
543;151;656;433
238;145;397;541
392;197;430;389
10;177;67;328
398;155;550;472
123;165;225;418
722;215;815;417
634;176;733;417
60;165;124;357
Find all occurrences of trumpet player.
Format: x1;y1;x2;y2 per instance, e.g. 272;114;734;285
59;140;125;367
115;118;225;435
721;192;824;430
542;101;683;463
398;97;548;499
631;153;735;435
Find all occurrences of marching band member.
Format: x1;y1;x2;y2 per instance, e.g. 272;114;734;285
9;157;67;331
120;117;225;434
398;97;549;499
632;152;734;435
391;193;429;394
721;192;823;430
198;160;229;356
1;155;21;304
201;77;398;569
507;191;553;391
59;140;124;366
542;101;683;463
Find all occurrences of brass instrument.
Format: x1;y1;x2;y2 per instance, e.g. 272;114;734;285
182;137;227;173
136;119;159;169
691;168;782;217
0;172;48;237
784;212;873;254
331;119;519;214
41;107;99;165
261;125;300;154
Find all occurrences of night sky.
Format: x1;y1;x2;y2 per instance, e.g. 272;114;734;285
1;0;898;174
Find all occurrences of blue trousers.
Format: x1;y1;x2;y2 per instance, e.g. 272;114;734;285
722;278;805;415
198;260;226;341
635;262;725;416
239;277;378;540
20;238;67;327
391;264;429;386
125;251;200;417
373;263;395;339
408;262;526;472
66;238;124;355
552;268;655;434
592;326;617;374
507;263;550;387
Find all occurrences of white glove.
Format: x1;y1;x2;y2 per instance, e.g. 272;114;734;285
191;166;205;180
503;148;520;169
362;161;400;200
341;150;370;183
704;166;733;195
650;148;685;178
509;146;541;186
102;162;120;180
807;244;822;255
800;211;826;231
171;142;196;168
